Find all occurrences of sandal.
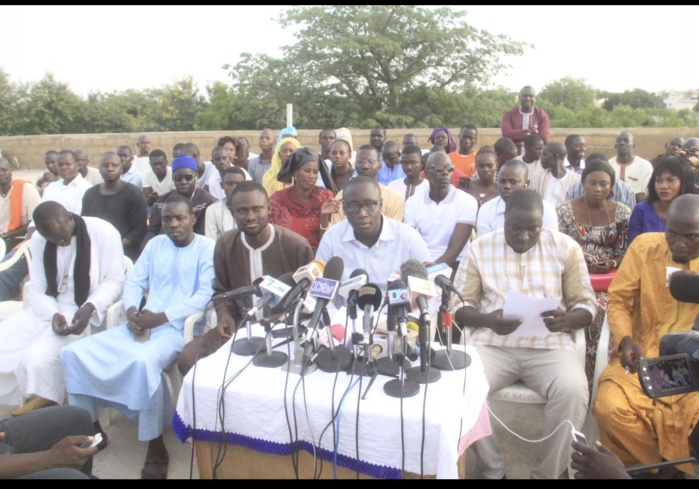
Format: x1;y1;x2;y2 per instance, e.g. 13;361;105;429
141;458;169;479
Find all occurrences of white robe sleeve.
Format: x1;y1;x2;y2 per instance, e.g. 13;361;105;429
27;232;60;321
85;220;126;325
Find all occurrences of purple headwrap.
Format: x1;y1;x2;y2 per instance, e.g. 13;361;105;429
428;126;457;154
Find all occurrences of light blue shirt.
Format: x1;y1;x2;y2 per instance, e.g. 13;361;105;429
124;233;215;330
316;214;431;300
377;161;406;186
121;168;143;188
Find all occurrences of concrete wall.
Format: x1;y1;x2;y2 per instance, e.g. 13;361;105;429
1;127;697;170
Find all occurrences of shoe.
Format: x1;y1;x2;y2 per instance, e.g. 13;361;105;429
141;457;169;479
10;396;57;416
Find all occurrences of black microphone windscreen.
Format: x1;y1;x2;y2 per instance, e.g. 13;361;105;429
277;271;296;287
356;283;383;310
669;274;699;304
350;268;368;280
400;259;428;281
323;256;344;281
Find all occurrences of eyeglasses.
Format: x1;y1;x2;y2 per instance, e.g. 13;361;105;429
357;158;378;166
343;200;382;214
174;174;195;182
426;164;454;173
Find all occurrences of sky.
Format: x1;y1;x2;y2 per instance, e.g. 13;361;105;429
1;5;698;99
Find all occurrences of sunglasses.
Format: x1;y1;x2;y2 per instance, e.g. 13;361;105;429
174;174;195;182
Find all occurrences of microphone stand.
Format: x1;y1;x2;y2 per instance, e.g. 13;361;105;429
377;307;410;376
406;312;441;384
432;287;471;371
384;322;419;398
347;295;360;359
232;295;265;356
253;304;288;368
316;307;352;373
282;297;317;375
349;311;378;378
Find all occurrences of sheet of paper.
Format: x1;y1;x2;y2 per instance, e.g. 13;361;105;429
502;290;562;337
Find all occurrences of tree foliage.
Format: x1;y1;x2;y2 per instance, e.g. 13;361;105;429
600;88;666;112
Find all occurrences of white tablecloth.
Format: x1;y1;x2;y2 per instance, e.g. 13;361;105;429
173;325;490;479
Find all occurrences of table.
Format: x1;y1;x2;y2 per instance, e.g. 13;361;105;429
173;324;491;479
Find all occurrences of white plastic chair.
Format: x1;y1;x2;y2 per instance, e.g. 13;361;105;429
0;240;32;320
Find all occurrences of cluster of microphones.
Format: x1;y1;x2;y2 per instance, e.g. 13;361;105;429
210;256;470;398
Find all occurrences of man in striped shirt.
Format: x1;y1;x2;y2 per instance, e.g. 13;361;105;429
452;188;597;479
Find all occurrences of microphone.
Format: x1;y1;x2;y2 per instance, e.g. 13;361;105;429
284;259;325;312
669;274;699;304
338;269;369;304
357;283;383;346
426;262;462;299
400;259;437;321
305;256;344;333
387;280;411;336
241;272;294;322
211;284;258;302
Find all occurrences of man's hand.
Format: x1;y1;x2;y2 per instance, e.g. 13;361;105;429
482;309;521;336
51;313;70;336
134;309;168;330
216;316;237;339
541;309;570;333
619;336;644;374
126;306;146;336
571;440;630;479
46;435;98;469
66;305;93;336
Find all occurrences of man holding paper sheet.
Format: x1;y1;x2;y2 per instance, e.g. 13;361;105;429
452;188;597;479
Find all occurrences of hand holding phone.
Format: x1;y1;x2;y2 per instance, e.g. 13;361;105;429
571;428;587;447
79;432;102;449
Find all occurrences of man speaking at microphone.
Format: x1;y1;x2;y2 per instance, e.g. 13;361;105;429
316;176;431;301
593;194;699;478
452;188;597;479
177;181;314;375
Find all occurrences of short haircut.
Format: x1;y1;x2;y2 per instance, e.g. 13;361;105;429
45;150;58;157
382;140;399;154
162;193;194;214
476;145;495;156
371;125;386;134
344;175;380;194
173;142;185;154
149;149;166;160
230;180;268;202
546;141;566;159
581;159;616;199
319;128;336;139
357;144;379;157
183;142;199;157
217;136;237;147
459;124;478;134
116;145;131;154
494;137;517;154
585;153;608;164
524;133;543;148
57;149;77;162
505;188;543;216
99;151;120;164
499;159;529;178
223;166;247;178
564;134;583;148
402;144;422;157
647;156;697;202
33;200;69;226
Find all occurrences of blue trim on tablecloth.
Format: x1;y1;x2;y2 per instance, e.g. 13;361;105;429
173;410;401;479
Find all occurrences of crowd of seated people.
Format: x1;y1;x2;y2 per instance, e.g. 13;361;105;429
1;105;699;480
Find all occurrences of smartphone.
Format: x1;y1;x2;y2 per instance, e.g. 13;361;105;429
596;261;607;266
80;432;102;449
571;428;587;446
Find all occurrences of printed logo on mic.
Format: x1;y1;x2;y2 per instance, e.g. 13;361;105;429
388;288;411;306
309;278;338;300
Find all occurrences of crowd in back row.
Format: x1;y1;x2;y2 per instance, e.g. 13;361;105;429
0;85;698;479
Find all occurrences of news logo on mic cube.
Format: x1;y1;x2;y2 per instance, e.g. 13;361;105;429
388;287;410;306
260;276;292;306
309;277;339;301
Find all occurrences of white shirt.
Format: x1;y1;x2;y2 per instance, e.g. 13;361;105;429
41;174;92;215
386;178;429;203
608;156;653;195
142;166;175;196
316;215;432;300
403;186;478;262
131;156;150;175
197;161;218;189
476;195;559;237
0;181;41;234
204;199;237;242
206;167;252;201
82;166;104;185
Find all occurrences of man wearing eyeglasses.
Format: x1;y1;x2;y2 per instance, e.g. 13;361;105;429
140;153;216;250
404;152;478;272
328;145;405;227
316;175;431;299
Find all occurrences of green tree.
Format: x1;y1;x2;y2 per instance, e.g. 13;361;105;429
138;76;206;132
0;69;20;135
227;5;527;128
601;88;665;112
538;77;598;110
16;73;85;135
78;92;138;133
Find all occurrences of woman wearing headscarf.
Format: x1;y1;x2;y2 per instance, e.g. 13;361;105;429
262;136;302;196
268;148;338;251
427;126;457;154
